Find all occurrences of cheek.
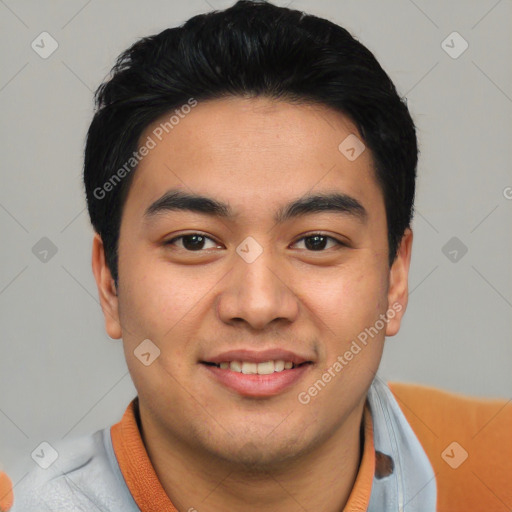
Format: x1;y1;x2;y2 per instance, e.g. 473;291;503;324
118;248;209;338
302;263;388;334
117;261;201;398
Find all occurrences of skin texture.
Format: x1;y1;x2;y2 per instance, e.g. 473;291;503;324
92;96;413;511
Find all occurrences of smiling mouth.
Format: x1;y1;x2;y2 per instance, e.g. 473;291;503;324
201;360;312;375
200;358;314;397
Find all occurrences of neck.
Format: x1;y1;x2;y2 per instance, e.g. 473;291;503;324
138;399;367;512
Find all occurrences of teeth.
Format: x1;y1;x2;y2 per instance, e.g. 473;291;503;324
274;360;285;372
230;361;242;372
257;361;275;375
241;362;257;374
221;360;297;374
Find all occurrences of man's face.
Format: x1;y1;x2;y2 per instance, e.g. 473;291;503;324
95;96;411;468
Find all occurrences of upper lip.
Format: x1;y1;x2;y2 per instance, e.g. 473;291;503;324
202;348;314;365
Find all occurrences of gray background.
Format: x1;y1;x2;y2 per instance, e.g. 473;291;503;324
1;0;511;487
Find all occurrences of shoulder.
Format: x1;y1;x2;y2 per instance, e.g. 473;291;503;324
387;380;512;426
9;428;138;512
387;381;512;442
387;381;512;511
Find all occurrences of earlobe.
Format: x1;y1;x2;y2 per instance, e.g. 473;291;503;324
385;228;413;337
91;233;123;339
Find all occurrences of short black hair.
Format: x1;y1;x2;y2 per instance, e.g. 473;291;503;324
84;0;417;285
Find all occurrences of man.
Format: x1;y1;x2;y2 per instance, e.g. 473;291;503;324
4;1;511;511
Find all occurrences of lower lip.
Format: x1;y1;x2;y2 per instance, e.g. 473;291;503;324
201;363;312;397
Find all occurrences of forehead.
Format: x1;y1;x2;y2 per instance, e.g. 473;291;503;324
125;96;383;222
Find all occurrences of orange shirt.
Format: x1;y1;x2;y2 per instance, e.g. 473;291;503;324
388;381;512;511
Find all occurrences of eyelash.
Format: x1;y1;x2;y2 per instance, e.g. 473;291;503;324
164;233;347;252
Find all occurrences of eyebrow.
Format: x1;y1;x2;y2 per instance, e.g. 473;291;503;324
144;189;368;224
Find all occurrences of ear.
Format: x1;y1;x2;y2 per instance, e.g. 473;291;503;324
385;228;413;337
91;233;122;339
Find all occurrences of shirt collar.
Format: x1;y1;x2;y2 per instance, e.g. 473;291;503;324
111;397;376;512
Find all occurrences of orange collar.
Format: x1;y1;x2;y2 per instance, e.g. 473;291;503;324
111;398;375;511
111;398;177;512
343;401;376;511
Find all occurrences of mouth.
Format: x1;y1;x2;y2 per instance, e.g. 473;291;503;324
201;359;314;398
201;360;311;374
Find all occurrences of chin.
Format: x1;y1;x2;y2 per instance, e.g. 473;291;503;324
203;430;311;473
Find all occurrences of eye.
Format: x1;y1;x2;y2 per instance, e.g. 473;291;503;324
164;233;222;251
292;234;345;251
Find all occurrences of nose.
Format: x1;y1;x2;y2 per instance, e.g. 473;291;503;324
216;246;300;330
